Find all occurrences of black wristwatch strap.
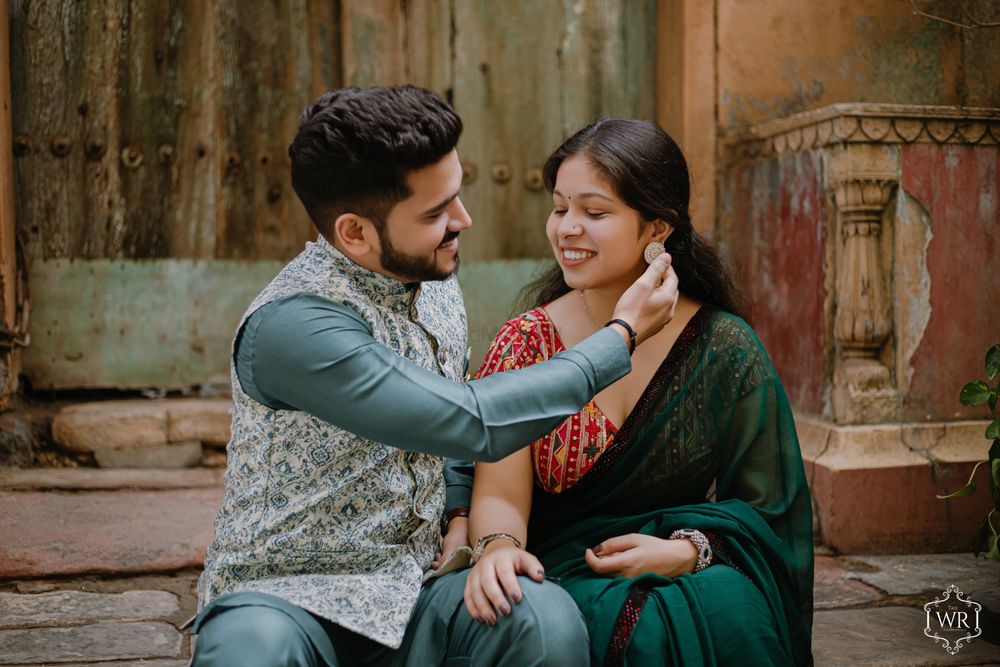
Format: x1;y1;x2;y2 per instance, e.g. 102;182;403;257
605;318;637;354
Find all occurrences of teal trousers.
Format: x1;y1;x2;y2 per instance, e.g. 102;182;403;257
190;570;590;666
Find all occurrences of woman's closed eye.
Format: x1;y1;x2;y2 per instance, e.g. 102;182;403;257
585;210;608;219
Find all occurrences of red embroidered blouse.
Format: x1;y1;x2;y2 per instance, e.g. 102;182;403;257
474;308;618;493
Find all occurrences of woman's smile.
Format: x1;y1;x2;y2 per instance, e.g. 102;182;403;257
561;247;597;267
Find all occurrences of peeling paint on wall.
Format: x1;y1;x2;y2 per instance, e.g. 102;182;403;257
893;190;933;397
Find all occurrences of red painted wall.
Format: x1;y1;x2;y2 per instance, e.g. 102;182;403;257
900;144;1000;422
719;152;828;416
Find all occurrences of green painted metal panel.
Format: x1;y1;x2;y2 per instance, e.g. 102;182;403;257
456;258;549;373
23;259;284;390
23;258;549;390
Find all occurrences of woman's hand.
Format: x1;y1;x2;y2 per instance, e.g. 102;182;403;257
463;541;545;625
584;533;698;578
432;517;469;569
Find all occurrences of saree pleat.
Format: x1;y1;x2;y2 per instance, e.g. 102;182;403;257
524;309;814;666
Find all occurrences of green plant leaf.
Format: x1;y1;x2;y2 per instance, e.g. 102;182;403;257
990;394;998;414
938;459;986;500
961;381;991;406
986;344;1000;380
989;534;1000;562
992;457;1000;492
989;417;1000;440
938;482;976;500
972;515;990;555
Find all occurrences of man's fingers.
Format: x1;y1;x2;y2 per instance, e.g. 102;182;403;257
639;253;672;288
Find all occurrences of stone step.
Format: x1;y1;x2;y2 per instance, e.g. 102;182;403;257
51;398;231;469
0;489;222;578
812;606;1000;666
0;467;224;491
0;621;182;665
0;591;180;630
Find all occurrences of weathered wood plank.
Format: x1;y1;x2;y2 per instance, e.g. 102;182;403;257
215;0;316;260
452;1;567;261
307;0;344;98
168;0;221;259
404;0;453;95
341;0;406;87
11;1;90;260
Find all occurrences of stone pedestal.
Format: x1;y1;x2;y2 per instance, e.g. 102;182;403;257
720;103;1000;553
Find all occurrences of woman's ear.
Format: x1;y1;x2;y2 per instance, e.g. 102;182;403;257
332;213;376;256
650;219;674;244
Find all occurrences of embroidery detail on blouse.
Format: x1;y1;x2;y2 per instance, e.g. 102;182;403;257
475;308;616;493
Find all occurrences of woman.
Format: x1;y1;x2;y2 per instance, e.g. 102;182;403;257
464;119;813;666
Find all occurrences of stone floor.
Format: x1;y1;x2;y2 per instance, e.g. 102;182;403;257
1;467;998;666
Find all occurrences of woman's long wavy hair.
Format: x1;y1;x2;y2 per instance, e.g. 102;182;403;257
515;118;750;323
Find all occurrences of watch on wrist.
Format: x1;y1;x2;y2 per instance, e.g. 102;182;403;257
441;506;470;533
669;528;712;573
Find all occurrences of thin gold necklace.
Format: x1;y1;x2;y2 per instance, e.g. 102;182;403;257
579;290;601;329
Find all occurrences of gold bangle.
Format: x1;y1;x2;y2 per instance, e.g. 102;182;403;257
471;532;522;565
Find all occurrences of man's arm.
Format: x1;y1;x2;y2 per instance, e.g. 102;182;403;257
236;293;630;463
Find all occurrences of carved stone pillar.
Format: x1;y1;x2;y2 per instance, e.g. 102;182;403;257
826;145;898;424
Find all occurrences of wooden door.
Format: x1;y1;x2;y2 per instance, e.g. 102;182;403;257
10;0;657;389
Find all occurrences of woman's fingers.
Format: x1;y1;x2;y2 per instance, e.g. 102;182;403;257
465;570;497;624
585;547;632;575
497;559;524;606
592;533;640;555
516;550;546;583
479;562;510;620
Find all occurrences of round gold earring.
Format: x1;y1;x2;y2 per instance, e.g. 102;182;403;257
643;241;665;265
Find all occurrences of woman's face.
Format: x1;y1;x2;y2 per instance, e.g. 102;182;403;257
546;154;663;291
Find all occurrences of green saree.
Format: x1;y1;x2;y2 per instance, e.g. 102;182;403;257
527;307;814;666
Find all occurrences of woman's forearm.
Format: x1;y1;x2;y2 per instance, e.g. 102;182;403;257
468;448;534;547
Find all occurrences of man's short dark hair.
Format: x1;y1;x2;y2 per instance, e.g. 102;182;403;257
289;86;463;238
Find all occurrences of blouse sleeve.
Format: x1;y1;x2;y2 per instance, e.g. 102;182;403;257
474;316;546;379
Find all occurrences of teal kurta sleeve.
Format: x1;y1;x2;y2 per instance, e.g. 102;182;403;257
236;293;631;463
443;459;474;512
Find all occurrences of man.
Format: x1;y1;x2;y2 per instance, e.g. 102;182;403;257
190;85;676;666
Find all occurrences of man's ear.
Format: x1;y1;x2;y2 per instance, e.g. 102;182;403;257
332;213;377;255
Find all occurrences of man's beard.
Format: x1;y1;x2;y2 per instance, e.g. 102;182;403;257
378;228;460;282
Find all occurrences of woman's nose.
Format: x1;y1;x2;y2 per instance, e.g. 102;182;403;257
557;214;583;238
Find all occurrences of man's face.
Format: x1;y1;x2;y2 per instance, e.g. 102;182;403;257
376;149;471;283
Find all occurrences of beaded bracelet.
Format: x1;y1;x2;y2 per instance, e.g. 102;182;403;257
471;532;523;565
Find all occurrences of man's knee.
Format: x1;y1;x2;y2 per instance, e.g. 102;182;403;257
192;605;318;667
504;577;589;664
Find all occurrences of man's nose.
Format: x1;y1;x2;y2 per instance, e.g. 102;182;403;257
449;197;472;231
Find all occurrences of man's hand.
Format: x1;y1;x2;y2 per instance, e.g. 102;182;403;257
432;517;469;569
584;533;697;579
611;253;679;347
463;541;545;625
